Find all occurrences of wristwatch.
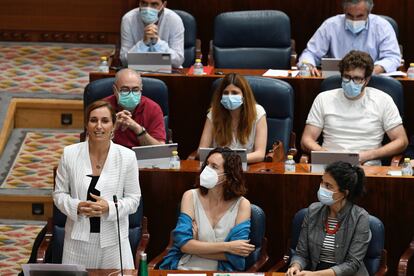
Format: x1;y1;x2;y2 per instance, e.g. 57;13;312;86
137;127;147;137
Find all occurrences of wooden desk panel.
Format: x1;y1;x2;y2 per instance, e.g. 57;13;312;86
91;71;414;160
140;160;414;275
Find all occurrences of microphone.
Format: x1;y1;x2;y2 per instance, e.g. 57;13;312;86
113;195;124;276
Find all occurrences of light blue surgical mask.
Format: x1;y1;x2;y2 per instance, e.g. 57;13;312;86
140;7;159;25
345;19;367;34
221;95;243;110
118;92;141;111
342;80;364;98
317;186;337;206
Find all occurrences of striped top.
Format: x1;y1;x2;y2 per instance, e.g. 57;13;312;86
320;217;339;264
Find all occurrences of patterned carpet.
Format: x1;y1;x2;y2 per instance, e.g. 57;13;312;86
0;42;114;94
1;131;80;189
0;223;45;276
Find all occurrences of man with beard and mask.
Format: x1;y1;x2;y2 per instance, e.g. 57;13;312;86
298;0;401;76
105;68;166;148
120;0;184;68
301;50;408;165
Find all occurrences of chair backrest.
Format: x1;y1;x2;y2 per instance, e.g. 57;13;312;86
50;197;144;264
213;10;291;69
319;75;404;118
380;15;399;38
83;77;170;141
173;9;197;68
289;208;385;274
245;204;266;269
212;76;294;152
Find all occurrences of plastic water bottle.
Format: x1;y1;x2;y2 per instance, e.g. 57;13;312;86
193;58;204;75
98;56;109;73
169;150;180;169
299;61;311;77
401;158;413;176
407;63;414;78
139;252;148;276
284;155;296;172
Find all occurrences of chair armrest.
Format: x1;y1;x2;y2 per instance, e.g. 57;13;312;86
196;39;202;60
268;255;290;272
187;150;199;160
399;239;414;276
391;154;402;167
36;218;53;263
148;231;174;270
290;39;297;68
208;40;214;67
135;216;150;270
375;249;388;275
287;132;297;157
109;42;122;68
246;237;269;272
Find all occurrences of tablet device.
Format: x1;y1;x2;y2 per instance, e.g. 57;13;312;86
132;143;178;169
198;147;248;171
311;151;359;173
127;52;172;73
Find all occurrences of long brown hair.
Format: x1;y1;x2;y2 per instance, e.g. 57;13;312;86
210;73;257;146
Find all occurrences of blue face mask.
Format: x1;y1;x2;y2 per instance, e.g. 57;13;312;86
342;80;364;98
220;95;243;110
118;92;141;111
317;186;337;206
140;7;159;25
345;19;367;34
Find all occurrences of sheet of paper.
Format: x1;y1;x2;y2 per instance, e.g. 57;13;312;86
262;69;299;77
387;170;402;176
380;71;407;77
22;264;87;275
168;274;206;276
214;273;265;276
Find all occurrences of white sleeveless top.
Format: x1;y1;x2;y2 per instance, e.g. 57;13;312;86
177;189;242;270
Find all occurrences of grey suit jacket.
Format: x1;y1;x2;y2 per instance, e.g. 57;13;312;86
53;141;141;248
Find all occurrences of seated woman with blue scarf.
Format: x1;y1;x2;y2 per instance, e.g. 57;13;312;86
159;147;255;271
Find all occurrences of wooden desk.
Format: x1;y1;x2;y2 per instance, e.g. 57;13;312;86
139;160;414;275
90;70;414;159
149;271;284;276
88;269;136;275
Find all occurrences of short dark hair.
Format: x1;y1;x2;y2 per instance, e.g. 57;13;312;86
339;50;374;78
197;147;247;201
84;100;116;127
325;161;366;202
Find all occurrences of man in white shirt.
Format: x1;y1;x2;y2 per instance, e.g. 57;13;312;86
301;50;408;165
120;0;184;68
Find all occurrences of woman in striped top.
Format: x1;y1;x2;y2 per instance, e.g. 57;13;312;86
287;161;371;276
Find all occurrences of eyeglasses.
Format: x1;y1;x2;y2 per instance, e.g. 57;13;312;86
117;86;142;96
342;75;366;85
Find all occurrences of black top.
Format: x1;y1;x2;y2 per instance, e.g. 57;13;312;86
87;175;100;233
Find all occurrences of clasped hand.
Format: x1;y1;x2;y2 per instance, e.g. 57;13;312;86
78;194;109;217
116;110;140;133
144;24;159;45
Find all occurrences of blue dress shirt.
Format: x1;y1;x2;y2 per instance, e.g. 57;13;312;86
298;14;401;73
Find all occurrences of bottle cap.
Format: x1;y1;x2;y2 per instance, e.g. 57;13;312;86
172;150;178;155
140;252;147;261
287;155;293;160
404;157;410;162
195;58;201;63
101;56;107;61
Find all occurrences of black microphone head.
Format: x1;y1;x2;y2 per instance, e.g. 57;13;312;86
113;195;118;203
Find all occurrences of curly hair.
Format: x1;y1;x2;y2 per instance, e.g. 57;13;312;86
210;73;257;146
325;161;366;202
196;147;247;201
339;50;374;78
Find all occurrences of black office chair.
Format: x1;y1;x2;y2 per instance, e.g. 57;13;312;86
212;76;295;154
212;10;291;69
83;77;170;142
173;10;198;68
270;208;388;275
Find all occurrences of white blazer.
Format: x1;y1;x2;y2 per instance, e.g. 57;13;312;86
53;141;141;248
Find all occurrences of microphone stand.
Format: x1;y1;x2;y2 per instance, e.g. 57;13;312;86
113;195;124;276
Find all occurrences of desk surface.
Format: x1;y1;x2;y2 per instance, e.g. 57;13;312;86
149;271;284;276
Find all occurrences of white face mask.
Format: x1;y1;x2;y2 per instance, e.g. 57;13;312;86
345;19;367;34
200;166;224;189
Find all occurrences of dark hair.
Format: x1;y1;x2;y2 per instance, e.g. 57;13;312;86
342;0;374;12
84;100;116;127
325;161;366;202
339;50;374;78
196;147;247;201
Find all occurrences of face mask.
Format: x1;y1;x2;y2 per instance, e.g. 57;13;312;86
342;80;364;98
140;7;159;25
345;19;367;34
221;95;243;110
200;166;224;189
317;186;338;206
118;92;141;111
